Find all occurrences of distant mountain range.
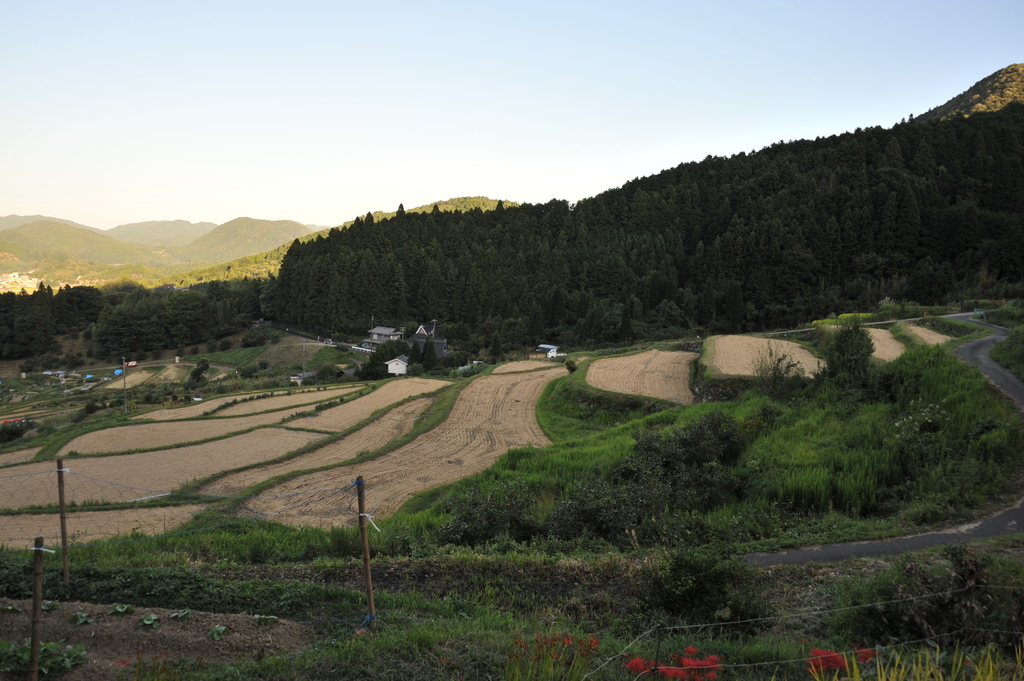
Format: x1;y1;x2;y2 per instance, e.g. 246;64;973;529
0;197;513;284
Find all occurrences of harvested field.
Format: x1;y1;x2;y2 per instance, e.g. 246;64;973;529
240;367;564;527
0;447;39;467
201;397;433;496
586;349;696;404
3;428;324;511
906;324;953;346
864;327;904;361
156;364;190;382
100;370;155;390
215;386;361;417
59;406;326;457
0;505;205;547
492;360;558;373
705;336;822;377
310;378;447;432
140;386;359;421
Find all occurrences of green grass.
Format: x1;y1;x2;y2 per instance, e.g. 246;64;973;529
183;346;267;366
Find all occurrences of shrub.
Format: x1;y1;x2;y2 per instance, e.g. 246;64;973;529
819;322;873;383
436;480;540;546
753;344;807;400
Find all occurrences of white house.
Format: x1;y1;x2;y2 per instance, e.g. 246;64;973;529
386;355;409;376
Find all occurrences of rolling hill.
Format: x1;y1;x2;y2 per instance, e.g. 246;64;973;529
172;217;313;264
0;214;102;234
105;220;219;248
915;62;1024;122
0;220;178;267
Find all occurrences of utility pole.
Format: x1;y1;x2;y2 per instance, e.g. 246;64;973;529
121;357;128;415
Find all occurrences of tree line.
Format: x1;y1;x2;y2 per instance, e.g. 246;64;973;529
272;103;1024;348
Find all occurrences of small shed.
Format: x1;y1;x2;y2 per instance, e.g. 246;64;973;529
386;355;410;376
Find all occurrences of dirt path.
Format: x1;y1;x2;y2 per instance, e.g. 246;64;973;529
2;428;325;511
305;378;447;432
586;349;696;404
200;397;433;496
0;505;206;547
705;335;821;377
239;367;564;527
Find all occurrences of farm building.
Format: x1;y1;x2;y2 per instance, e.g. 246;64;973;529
386;355;409;376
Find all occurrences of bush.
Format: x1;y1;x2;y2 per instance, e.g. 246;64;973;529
753;345;807;400
436;480;540;546
819;322;873;383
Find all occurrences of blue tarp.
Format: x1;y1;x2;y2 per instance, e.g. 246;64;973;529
85;375;94;379
114;369;123;376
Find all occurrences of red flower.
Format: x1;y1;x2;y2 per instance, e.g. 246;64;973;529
685;646;699;656
625;656;656;674
808;649;846;673
854;647;875;664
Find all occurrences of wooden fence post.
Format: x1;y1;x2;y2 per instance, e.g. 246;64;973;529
56;459;69;586
29;536;43;681
356;476;376;631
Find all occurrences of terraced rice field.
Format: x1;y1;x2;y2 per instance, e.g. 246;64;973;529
59;406;326;456
309;378;446;432
0;505;205;547
201;397;433;496
2;428;325;511
0;447;39;467
100;371;155;390
864;327;904;361
141;386;357;421
492;360;557;373
586;349;696;404
906;324;953;346
705;336;822;377
239;367;564;528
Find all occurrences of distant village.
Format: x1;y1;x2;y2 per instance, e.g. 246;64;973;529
0;272;42;293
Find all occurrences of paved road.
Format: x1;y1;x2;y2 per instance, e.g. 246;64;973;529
747;315;1024;566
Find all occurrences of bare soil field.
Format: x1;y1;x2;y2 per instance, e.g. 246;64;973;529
905;323;953;346
61;405;333;456
100;370;156;390
864;327;905;361
705;335;822;377
586;349;696;404
2;428;325;511
156;363;189;382
240;367;564;527
492;360;558;373
0;505;205;547
0;596;311;681
0;446;39;467
201;397;433;496
309;378;446;432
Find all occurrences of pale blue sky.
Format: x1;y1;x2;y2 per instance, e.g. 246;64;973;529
1;1;1020;229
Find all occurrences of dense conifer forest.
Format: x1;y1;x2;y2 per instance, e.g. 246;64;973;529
272;104;1024;346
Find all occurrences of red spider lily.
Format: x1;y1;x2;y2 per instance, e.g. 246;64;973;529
807;649;847;673
624;652;721;680
854;647;875;664
625;656;657;674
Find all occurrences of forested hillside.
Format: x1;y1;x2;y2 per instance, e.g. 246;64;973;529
916;63;1024;122
273;103;1024;344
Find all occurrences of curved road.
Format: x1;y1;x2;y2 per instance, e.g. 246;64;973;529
747;315;1024;566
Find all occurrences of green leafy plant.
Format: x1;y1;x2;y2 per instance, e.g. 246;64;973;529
208;625;228;640
0;605;19;613
41;600;61;611
0;639;87;674
72;612;94;625
253;614;278;625
140;613;160;630
169;608;191;619
107;603;136;615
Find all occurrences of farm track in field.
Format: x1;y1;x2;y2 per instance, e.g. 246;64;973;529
200;397;433;496
2;428;326;512
239;367;564;528
586;349;696;404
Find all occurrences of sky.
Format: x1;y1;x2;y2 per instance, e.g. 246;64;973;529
1;1;1021;230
